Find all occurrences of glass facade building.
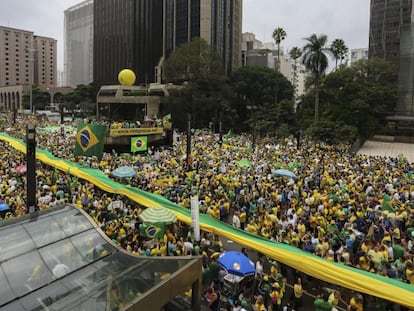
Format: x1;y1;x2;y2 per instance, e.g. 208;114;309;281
94;0;164;86
93;0;242;86
0;205;202;310
64;0;94;87
369;0;414;116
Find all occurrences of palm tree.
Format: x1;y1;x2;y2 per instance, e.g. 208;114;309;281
272;27;287;71
289;47;302;109
330;38;348;70
302;33;330;123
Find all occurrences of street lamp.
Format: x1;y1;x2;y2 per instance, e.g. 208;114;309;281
26;48;37;113
186;113;191;171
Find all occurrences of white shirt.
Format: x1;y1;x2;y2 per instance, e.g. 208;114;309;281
232;214;241;228
255;261;263;278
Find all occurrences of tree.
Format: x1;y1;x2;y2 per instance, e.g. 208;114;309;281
230;66;293;133
321;57;397;139
163;38;231;130
289;46;302;107
164;37;223;83
21;85;50;111
302;33;330;123
61;83;96;116
330;39;348;70
272;27;287;72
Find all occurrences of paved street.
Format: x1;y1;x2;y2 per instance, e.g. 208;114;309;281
357;140;414;163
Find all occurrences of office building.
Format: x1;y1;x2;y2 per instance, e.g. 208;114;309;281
64;0;94;87
0;26;57;111
241;32;307;108
93;0;242;86
33;36;57;87
0;26;34;87
350;48;368;65
369;0;414;116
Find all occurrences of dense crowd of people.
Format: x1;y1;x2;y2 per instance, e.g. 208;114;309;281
0;113;413;310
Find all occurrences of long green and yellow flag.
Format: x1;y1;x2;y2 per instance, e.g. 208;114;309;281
75;123;106;158
131;136;147;152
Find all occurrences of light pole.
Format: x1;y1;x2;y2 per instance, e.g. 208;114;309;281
26;48;37;113
186;113;191;171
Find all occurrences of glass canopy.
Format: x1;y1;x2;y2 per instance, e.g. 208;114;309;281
0;205;201;311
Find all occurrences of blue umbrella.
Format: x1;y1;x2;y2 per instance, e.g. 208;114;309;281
112;166;136;178
0;203;10;211
271;168;297;179
217;251;255;277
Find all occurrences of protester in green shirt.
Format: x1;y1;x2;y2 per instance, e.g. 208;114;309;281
314;292;333;311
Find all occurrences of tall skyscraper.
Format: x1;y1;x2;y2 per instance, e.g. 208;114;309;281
369;0;414;116
64;0;94;87
93;0;242;86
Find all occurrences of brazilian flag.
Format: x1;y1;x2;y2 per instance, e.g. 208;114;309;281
75;123;106;158
131;136;147;152
382;193;394;212
139;223;165;239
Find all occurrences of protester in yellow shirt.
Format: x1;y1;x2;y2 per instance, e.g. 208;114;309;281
406;262;414;285
348;293;363;311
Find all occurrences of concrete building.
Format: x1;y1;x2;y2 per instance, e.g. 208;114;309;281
0;26;57;111
93;0;243;87
0;26;34;87
350;48;368;65
241;32;307;107
64;0;94;87
369;0;414;116
33;35;57;87
279;53;307;109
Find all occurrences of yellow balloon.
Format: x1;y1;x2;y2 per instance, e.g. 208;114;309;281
118;69;136;86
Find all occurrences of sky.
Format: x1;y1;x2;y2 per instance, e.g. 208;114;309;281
0;0;370;71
